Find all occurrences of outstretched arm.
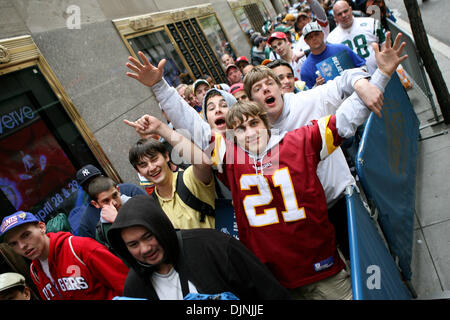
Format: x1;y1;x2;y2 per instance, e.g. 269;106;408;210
124;115;213;185
126;52;212;149
336;31;408;138
316;32;407;162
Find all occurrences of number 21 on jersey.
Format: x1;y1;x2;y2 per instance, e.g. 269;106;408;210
240;167;306;227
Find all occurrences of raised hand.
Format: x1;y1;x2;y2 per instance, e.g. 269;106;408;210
126;51;166;87
373;31;408;76
123;115;162;139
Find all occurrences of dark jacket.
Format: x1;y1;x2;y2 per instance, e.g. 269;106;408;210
107;195;290;300
78;183;146;238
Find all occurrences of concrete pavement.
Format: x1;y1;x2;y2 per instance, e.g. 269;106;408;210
388;10;450;299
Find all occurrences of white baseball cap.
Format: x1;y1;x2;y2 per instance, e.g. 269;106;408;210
0;273;26;292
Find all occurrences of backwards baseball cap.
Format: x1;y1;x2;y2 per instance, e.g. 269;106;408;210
267;31;288;45
193;79;210;94
0;273;26;293
76;164;102;187
253;35;267;47
229;83;244;95
0;211;40;242
303;21;323;38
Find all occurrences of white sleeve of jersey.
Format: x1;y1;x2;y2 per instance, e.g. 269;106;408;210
152;79;212;150
336;69;390;138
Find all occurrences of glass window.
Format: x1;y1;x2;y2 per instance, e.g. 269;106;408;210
128;29;192;86
198;14;235;60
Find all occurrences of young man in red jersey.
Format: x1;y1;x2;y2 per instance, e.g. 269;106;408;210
126;33;407;299
0;211;128;300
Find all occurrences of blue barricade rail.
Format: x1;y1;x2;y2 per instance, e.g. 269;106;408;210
355;72;420;281
215;198;239;240
346;185;412;300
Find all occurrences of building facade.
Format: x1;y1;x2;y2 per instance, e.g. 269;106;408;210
0;0;288;287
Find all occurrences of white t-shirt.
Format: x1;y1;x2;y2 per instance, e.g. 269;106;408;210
39;258;56;284
327;17;386;74
268;46;306;80
151;267;198;300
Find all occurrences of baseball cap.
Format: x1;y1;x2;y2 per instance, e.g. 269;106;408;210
296;11;309;19
250;31;262;43
225;64;239;75
0;211;40;242
76;164;101;187
267;31;287;45
235;56;249;67
193;79;210;94
303;21;323;38
0;273;26;293
253;36;267;47
229;83;244;95
283;13;295;22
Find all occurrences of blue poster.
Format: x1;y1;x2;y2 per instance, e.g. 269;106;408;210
316;50;356;82
355;73;420;280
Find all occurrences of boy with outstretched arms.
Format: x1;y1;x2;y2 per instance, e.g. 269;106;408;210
126;33;407;299
125;47;383;151
125;38;387;205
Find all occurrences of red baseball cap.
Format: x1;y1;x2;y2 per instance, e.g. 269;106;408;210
268;31;287;45
235;56;249;65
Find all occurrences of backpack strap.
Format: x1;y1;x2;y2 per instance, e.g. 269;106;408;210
175;170;215;222
176;230;190;298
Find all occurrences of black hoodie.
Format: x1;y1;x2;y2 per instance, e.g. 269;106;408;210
108;195;290;300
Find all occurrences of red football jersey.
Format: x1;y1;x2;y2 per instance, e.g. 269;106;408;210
213;115;345;288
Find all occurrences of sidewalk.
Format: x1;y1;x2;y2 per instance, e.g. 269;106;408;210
394;17;450;299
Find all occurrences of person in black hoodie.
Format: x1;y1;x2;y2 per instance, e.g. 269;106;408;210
107;194;290;300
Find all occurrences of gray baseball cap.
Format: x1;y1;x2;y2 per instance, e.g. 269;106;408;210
302;21;323;38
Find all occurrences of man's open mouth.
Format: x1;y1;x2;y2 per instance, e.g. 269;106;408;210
215;118;226;126
265;96;276;104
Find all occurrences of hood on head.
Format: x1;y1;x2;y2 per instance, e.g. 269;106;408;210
107;194;179;277
202;88;237;121
47;232;72;262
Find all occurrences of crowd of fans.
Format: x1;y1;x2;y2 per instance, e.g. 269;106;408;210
0;0;409;302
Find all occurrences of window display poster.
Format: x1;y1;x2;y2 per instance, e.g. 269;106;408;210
0;94;79;223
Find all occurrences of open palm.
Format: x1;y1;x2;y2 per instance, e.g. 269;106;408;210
125;51;166;87
374;32;408;76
